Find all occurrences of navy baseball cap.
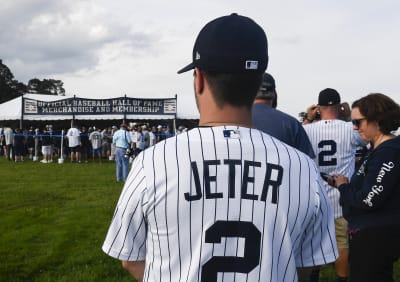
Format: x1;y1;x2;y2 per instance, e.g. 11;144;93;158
177;13;268;74
256;72;276;99
318;88;341;106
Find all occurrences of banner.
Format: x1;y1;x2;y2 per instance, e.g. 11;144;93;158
23;97;177;116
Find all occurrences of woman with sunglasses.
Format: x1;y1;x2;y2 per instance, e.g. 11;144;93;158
333;93;400;282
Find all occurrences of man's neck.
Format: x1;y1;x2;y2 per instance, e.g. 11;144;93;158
320;106;339;120
199;105;253;128
253;98;273;106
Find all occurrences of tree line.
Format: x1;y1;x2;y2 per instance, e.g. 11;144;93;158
0;59;65;104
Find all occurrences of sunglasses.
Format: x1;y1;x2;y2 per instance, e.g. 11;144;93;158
351;118;366;127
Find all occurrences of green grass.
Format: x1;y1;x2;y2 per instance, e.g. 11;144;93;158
0;157;399;281
0;157;133;282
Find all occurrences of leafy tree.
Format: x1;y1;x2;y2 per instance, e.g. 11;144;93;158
0;59;18;103
11;80;28;96
0;60;66;104
27;78;65;96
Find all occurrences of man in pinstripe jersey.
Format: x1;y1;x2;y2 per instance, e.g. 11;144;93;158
303;88;366;282
102;13;337;282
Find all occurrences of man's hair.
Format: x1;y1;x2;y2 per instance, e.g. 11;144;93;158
352;93;400;134
203;71;263;109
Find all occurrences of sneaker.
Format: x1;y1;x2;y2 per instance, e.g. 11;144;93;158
40;160;47;163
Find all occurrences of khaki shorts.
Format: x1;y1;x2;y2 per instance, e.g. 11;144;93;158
335;217;349;249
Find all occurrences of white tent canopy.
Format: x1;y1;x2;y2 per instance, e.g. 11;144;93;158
0;94;199;121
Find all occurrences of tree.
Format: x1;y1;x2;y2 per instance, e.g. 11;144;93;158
0;60;66;104
0;59;19;103
27;78;65;96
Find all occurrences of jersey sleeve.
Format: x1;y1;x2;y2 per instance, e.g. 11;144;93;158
339;147;399;210
102;155;148;261
296;177;338;267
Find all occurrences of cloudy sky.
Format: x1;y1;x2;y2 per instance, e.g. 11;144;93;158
1;0;399;119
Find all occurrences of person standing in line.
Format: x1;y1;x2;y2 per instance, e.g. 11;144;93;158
333;93;400;282
40;127;53;163
109;125;118;161
129;125;138;154
156;124;165;142
26;126;35;160
141;125;150;149
3;125;14;161
80;126;90;163
102;13;337;282
66;123;81;163
13;128;25;162
134;126;145;156
303;88;366;282
89;127;103;163
252;72;315;158
112;123;132;182
149;126;157;146
102;127;112;160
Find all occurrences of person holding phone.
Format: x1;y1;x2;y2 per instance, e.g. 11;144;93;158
303;88;366;282
333;93;400;282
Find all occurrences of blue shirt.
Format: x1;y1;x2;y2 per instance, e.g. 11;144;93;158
113;129;131;149
252;103;315;158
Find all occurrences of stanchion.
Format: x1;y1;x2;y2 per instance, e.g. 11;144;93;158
58;129;64;164
33;128;39;161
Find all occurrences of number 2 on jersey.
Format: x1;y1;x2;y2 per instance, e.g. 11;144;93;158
201;221;261;281
318;140;337;166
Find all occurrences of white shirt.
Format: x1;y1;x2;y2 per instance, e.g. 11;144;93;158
103;126;337;282
89;131;102;149
66;127;81;147
149;131;156;146
3;127;13;145
304;119;366;218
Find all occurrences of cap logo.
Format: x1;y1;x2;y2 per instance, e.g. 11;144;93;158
195;51;201;60
245;60;258;70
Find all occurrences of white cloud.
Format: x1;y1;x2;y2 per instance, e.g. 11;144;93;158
1;0;399;118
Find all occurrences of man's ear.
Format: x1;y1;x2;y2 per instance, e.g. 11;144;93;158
194;68;204;95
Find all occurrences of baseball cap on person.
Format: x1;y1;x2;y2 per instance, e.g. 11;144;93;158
318;88;341;106
177;13;268;74
255;72;276;100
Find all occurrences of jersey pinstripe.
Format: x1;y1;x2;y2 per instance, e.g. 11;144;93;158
303;120;366;218
102;126;338;281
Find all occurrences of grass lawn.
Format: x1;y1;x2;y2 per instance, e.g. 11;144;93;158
0;157;133;282
0;157;398;281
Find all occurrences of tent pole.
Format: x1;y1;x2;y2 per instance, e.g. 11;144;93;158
174;94;177;134
124;94;127;124
20;95;24;129
59;129;64;164
72;95;76;126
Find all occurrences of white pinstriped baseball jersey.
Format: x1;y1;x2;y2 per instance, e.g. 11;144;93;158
102;126;338;282
303;120;366;218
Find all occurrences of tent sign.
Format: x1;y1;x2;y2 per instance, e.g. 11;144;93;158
23;97;177;115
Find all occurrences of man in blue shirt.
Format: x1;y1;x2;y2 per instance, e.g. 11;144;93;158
112;123;132;182
252;73;315;158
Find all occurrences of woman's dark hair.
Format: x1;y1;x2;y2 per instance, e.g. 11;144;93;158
202;71;263;110
352;93;400;134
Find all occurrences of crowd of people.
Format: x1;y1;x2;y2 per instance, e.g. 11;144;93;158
1;13;399;282
100;13;399;282
0;123;180;163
